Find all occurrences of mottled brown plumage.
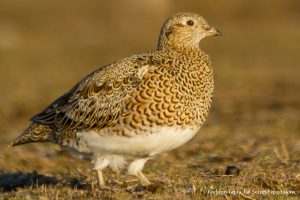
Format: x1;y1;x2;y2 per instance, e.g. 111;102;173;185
12;12;221;186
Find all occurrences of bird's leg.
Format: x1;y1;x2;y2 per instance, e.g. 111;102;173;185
128;158;150;186
137;171;151;186
97;170;105;187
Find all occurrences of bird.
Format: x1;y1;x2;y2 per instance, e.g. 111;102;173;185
12;12;221;187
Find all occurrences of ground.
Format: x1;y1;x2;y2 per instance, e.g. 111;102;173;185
0;0;299;199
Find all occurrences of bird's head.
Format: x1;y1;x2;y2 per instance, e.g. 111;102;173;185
158;12;221;51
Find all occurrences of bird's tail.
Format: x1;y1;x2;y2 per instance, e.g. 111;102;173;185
11;122;53;146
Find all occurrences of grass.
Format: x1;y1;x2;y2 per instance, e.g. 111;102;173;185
0;0;300;199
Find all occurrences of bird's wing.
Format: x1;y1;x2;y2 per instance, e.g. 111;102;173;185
31;55;149;131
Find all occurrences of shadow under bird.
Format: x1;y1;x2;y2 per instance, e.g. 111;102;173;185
12;12;221;187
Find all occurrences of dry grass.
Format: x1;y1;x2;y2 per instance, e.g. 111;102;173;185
0;0;300;199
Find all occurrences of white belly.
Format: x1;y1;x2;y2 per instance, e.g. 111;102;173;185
77;127;198;157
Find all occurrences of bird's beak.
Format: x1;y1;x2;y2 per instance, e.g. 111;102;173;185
207;27;222;36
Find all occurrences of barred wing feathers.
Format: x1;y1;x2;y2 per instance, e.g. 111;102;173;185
32;56;147;132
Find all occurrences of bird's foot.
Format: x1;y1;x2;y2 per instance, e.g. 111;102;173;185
97;170;108;189
137;171;151;186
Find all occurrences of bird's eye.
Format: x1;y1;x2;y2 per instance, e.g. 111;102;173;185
186;20;194;26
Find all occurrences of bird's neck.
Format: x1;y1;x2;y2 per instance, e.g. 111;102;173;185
157;39;202;55
157;30;200;50
158;43;207;61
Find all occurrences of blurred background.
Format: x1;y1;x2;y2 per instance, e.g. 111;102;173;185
0;0;299;185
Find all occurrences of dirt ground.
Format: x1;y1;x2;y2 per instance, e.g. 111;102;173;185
0;0;299;199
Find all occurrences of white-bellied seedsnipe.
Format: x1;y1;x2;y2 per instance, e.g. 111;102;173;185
12;12;221;187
